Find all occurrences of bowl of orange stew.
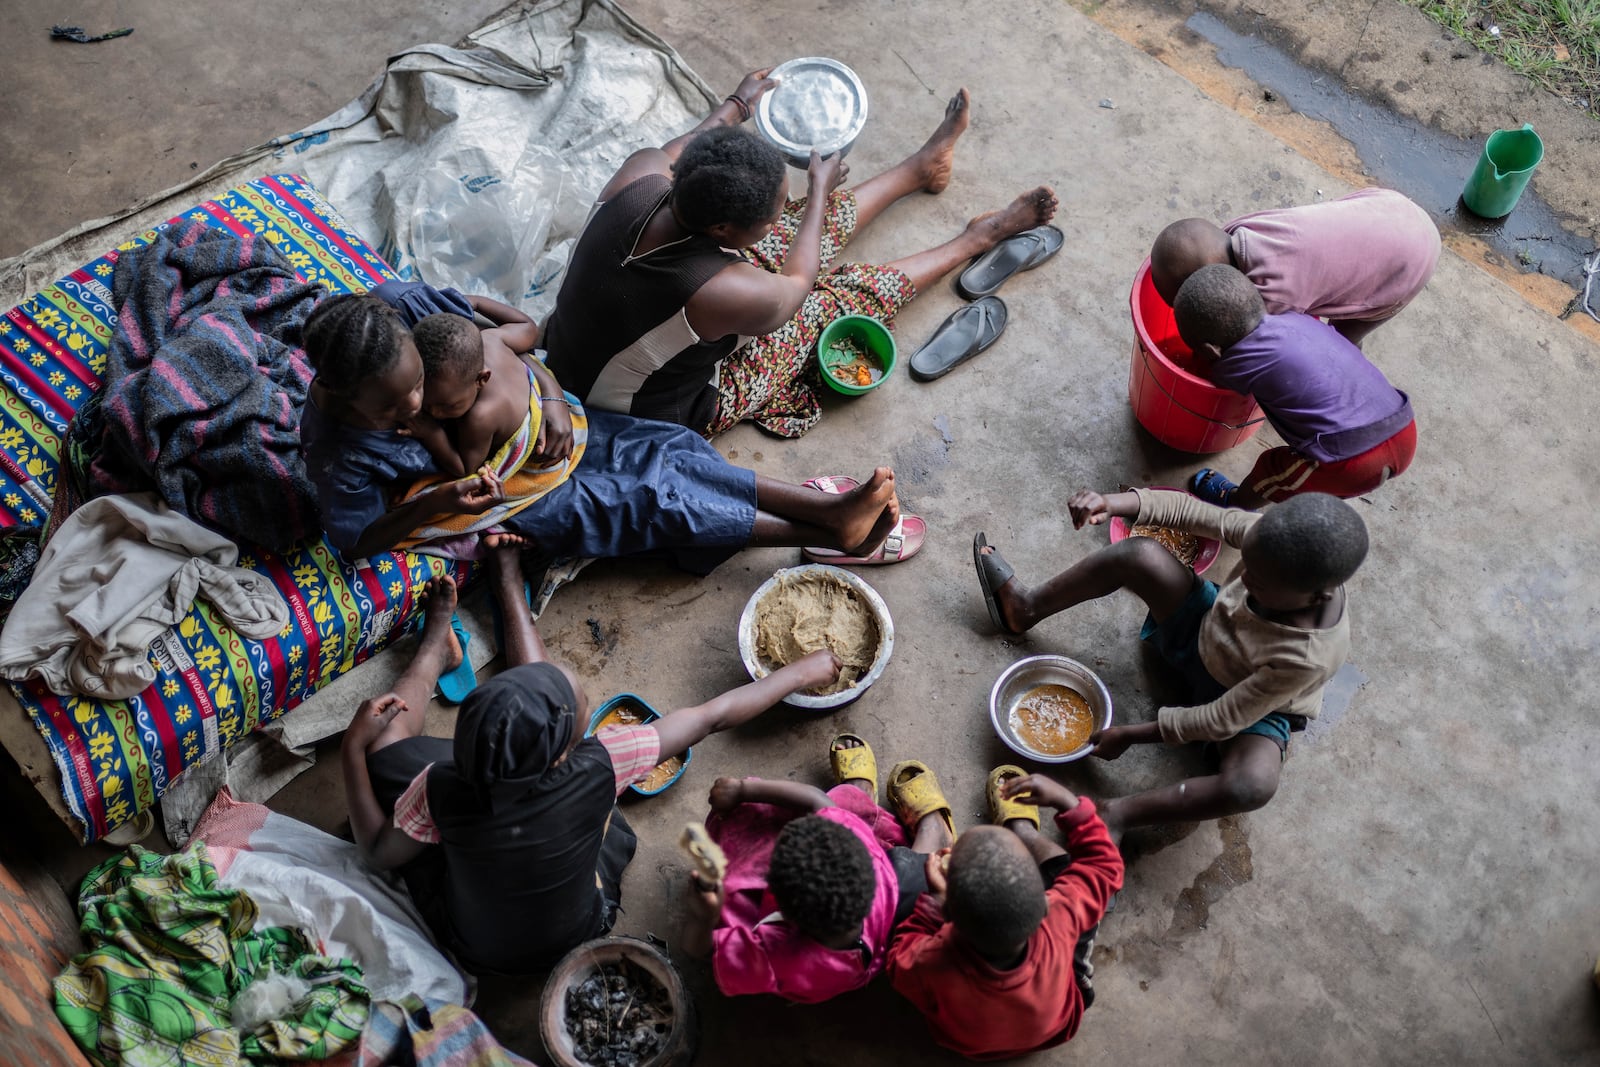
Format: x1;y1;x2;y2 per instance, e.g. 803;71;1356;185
585;693;690;796
989;655;1113;764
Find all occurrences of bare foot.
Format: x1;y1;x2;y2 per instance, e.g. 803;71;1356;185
419;576;463;674
832;735;874;796
915;88;971;194
832;467;899;554
487;537;525;582
483;529;528;549
966;185;1060;251
1098;797;1128;847
979;543;1031;633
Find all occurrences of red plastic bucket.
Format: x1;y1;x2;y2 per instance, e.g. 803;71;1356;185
1127;258;1264;454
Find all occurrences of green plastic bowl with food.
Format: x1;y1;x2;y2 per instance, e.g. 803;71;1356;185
817;314;896;396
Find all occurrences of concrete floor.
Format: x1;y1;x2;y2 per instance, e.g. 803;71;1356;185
5;0;1600;1063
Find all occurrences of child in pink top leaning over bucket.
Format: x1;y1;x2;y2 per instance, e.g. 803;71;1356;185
680;736;956;1004
1149;187;1441;347
1173;264;1416;510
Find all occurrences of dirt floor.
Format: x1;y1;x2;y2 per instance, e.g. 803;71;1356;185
4;0;1600;1063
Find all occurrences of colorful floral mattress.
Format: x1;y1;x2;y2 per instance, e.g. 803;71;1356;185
1;174;465;842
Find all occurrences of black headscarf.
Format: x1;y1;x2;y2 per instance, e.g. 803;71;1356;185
451;661;577;806
425;662;629;973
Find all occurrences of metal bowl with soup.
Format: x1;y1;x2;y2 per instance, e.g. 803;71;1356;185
989;655;1113;764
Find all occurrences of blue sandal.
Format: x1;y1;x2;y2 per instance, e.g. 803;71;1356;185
435;614;478;704
1188;468;1239;507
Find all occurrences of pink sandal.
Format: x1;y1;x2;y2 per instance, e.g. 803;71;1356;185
801;476;927;565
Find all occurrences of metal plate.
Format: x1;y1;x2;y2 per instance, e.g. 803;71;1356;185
989;655;1114;764
755;57;869;167
737;564;894;710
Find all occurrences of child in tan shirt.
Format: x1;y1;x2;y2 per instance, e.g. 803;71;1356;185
972;489;1366;835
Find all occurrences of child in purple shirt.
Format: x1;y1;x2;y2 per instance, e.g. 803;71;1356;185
680;738;955;1004
1176;265;1416;509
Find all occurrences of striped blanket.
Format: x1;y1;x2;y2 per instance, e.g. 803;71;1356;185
396;361;589;548
87;215;323;550
1;174;470;842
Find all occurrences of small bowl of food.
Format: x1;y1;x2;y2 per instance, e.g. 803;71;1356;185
737;564;894;710
586;693;690;797
755;56;869;169
1107;486;1221;575
990;655;1113;764
817;315;896;395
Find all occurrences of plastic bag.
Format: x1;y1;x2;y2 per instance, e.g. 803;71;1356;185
404;139;568;310
369;95;592;316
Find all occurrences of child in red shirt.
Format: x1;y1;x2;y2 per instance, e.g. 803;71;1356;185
888;770;1123;1060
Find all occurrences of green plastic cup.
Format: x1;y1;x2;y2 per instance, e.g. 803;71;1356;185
817;315;897;396
1462;123;1543;219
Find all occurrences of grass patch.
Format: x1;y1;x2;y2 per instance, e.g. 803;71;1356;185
1407;0;1600;115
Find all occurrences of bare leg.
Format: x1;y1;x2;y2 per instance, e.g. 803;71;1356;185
911;810;954;853
368;576;460;753
987;536;1196;634
489;541;546;667
750;467;901;555
1008;819;1066;864
849;89;971;229
884;187;1060;293
1098;733;1282;836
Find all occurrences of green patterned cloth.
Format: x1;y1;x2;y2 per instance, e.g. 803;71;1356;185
54;844;370;1066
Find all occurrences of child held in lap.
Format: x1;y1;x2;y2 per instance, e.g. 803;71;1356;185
888;769;1123;1060
1175;264;1416;510
299;291;914;566
403;301;572;479
681;737;955;1004
973;488;1367;837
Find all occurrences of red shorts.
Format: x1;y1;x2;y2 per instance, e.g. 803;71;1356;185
1245;420;1417;501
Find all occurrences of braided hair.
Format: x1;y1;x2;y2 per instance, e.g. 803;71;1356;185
671;126;787;232
302;294;409;394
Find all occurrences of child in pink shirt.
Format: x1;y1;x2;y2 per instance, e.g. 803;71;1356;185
681;740;955;1003
1150;187;1440;346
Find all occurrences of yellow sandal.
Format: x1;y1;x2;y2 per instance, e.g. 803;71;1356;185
830;733;878;797
987;765;1040;828
887;760;957;842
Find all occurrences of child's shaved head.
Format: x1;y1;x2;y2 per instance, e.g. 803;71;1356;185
1173;264;1265;353
946;826;1048;959
1251;493;1369;591
1150;218;1232;305
412;313;484;381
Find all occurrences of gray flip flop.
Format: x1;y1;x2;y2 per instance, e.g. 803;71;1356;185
956;225;1065;299
909;296;1008;382
973;531;1023;635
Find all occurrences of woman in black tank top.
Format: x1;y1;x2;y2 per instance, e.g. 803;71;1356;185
542;70;1059;438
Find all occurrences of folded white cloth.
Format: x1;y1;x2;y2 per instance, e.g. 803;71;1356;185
0;492;287;699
